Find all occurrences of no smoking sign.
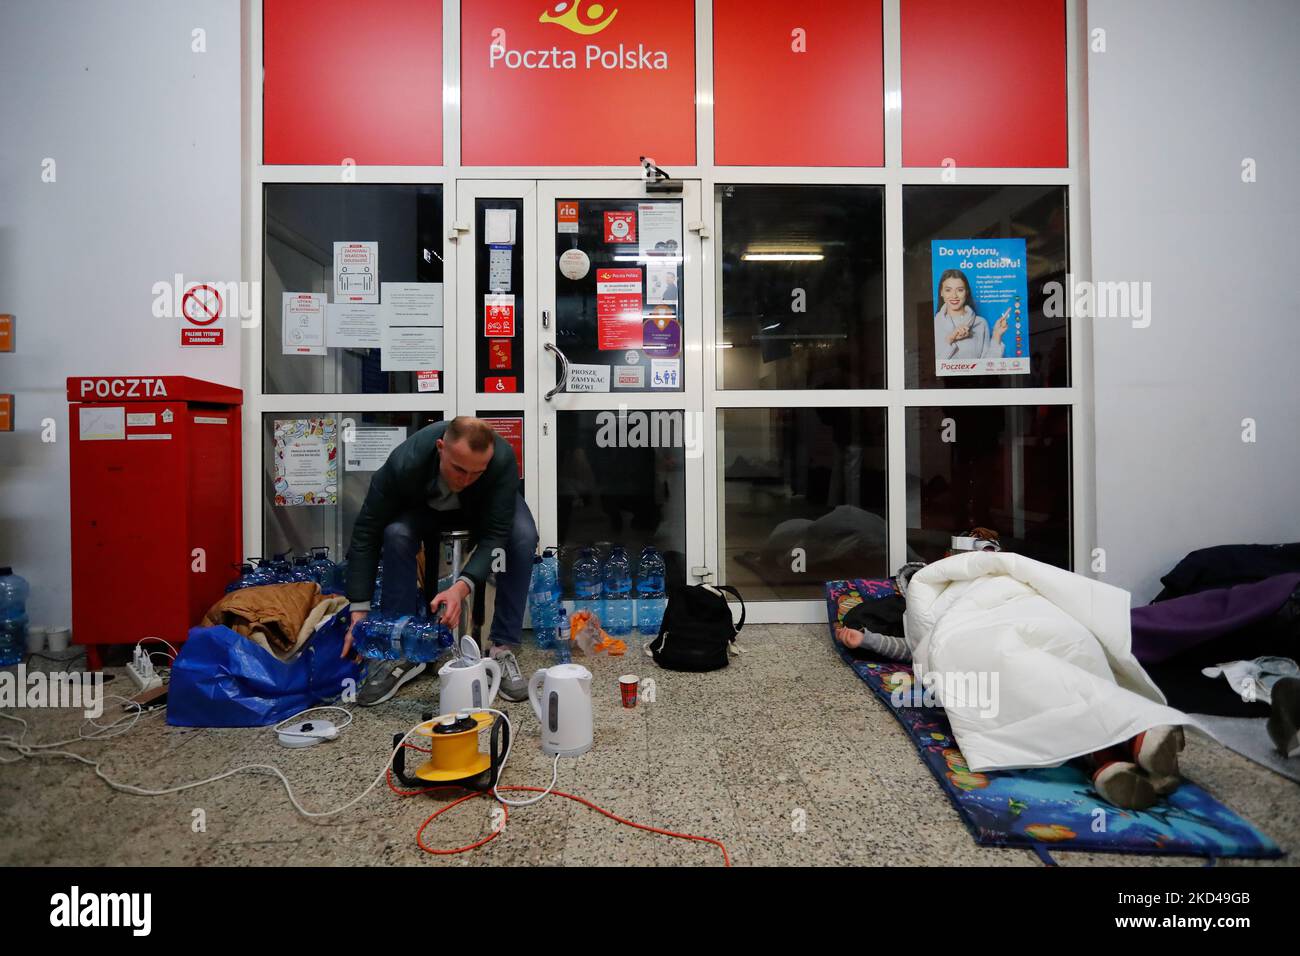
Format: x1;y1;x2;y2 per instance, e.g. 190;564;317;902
181;284;224;347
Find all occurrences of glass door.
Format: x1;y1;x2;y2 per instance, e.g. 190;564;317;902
537;181;706;600
455;180;706;603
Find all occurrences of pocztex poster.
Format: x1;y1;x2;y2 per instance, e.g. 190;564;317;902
273;418;338;506
931;239;1029;377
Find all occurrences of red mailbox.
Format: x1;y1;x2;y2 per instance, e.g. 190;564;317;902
68;376;243;670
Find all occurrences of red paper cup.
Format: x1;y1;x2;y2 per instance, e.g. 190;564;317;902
619;675;639;709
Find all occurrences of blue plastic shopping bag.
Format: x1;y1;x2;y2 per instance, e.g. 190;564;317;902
167;607;361;727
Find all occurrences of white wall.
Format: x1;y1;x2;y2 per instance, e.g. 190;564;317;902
1089;0;1300;602
0;0;241;627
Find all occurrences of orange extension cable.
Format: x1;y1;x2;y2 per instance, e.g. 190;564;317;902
386;744;731;865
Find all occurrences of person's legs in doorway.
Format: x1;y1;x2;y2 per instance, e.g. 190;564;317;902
357;511;433;707
485;492;539;702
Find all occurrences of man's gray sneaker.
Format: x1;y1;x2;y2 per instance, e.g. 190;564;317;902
357;659;427;706
488;646;528;702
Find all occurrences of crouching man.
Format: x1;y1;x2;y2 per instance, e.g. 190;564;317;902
342;416;537;705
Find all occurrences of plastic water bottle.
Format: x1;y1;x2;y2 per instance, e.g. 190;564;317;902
309;547;338;591
402;617;454;662
0;567;30;666
573;548;603;621
289;556;316;584
554;609;572;664
543;547;562;604
245;558;277;587
601;546;633;637
269;553;295;583
352;616;451;662
225;563;256;593
529;556;557;648
635;547;668;638
372;562;384;614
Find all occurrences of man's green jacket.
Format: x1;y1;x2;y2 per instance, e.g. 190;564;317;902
345;421;518;603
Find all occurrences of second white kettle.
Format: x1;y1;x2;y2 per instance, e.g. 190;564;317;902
528;663;593;757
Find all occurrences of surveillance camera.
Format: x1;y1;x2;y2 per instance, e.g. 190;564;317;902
640;156;659;181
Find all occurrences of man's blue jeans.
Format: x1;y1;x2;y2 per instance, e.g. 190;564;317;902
378;492;538;647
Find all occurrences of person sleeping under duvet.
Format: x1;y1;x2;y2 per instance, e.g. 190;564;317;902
835;551;1190;811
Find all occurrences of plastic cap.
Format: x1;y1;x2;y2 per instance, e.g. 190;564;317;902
0;567;10;576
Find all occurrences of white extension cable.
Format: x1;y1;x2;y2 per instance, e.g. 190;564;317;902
1;701;564;818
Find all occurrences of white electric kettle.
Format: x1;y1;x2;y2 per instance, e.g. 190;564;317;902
528;663;593;757
437;637;501;715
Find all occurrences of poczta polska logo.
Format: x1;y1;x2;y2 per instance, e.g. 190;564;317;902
489;1;669;71
540;0;618;34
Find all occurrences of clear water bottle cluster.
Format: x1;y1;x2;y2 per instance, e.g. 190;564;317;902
0;566;30;667
530;545;668;650
350;614;453;663
226;548;345;594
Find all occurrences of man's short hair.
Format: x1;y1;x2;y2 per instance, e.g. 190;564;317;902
444;416;496;454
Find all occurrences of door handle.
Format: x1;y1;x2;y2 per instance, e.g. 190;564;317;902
543;342;570;401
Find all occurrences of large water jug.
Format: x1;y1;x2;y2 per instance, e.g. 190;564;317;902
0;567;30;666
601;547;633;637
289;556;316;584
309;547;339;591
572;548;603;621
225;563;255;593
635;547;668;637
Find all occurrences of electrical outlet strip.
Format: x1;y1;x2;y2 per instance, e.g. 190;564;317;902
127;649;164;692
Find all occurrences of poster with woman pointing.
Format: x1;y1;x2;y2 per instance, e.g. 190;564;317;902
931;239;1030;376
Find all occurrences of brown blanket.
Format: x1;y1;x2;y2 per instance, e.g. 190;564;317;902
201;582;348;660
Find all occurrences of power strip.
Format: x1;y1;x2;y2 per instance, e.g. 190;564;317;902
127;647;164;692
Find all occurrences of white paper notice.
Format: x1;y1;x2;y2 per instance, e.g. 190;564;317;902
282;293;327;355
326;303;382;349
380;282;444;372
79;406;125;441
638;202;682;258
567;364;611;393
344;426;407;472
489;246;512;292
484;209;517;245
334;241;379;303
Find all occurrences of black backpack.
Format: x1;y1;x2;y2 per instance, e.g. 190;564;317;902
647;584;745;672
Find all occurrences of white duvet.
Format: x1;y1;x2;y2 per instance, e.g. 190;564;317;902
903;551;1188;772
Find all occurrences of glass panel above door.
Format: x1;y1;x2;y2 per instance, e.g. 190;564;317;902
553;197;685;394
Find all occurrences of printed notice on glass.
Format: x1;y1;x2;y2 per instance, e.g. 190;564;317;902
380;282;443;372
334;241;378;304
282;293;327;355
931;238;1030;377
638;202;682;259
489;246;513;292
273;418;338;506
344;425;407;472
325;303;382;349
596;268;643;351
484;208;516;245
567;364;611;393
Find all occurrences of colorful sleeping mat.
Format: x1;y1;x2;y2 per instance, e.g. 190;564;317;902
825;578;1283;863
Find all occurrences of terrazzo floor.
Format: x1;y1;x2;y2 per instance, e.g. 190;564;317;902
2;625;1297;867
